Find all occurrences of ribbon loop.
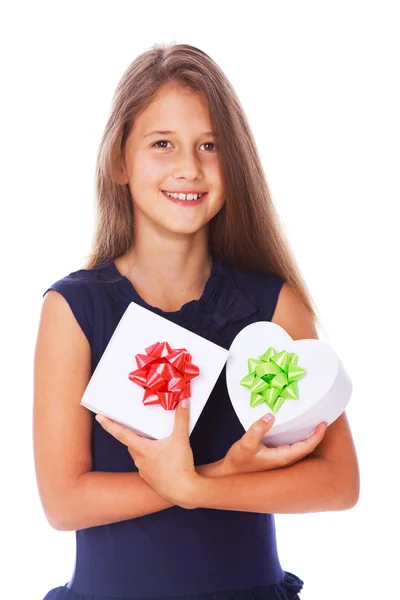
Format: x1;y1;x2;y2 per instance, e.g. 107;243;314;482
240;345;306;413
129;341;200;410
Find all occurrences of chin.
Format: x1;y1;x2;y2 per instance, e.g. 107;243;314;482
158;215;210;235
164;223;207;236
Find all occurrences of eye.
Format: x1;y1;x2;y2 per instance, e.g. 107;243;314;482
200;142;218;152
151;140;218;151
152;140;172;149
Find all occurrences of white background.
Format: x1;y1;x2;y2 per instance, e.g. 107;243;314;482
1;1;399;599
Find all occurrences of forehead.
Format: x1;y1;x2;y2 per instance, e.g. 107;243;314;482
132;85;213;138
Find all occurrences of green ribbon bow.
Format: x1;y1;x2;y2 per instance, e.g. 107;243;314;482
240;346;306;413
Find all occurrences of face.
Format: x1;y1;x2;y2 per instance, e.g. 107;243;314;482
117;84;225;239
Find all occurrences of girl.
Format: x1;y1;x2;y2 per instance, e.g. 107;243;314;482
34;43;359;600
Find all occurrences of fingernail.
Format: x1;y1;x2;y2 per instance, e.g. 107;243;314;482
95;415;104;424
262;413;274;423
181;398;189;408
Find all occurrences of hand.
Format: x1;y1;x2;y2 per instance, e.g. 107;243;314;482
223;413;328;475
95;399;199;508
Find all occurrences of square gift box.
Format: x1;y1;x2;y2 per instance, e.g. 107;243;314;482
226;321;353;447
80;302;229;439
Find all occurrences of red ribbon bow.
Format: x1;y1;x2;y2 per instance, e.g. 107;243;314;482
128;341;200;410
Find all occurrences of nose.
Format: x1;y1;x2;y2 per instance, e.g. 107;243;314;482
172;147;203;180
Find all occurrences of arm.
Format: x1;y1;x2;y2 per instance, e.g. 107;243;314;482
57;460;224;531
33;290;224;532
187;412;359;513
183;283;360;513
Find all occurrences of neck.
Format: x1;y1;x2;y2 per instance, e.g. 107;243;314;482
114;230;213;310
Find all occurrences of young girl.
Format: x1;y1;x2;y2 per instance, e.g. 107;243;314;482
34;43;359;600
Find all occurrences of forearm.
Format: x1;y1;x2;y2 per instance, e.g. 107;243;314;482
190;456;358;514
54;460;225;531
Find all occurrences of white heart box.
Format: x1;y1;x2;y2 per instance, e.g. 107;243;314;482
81;302;229;439
226;321;352;447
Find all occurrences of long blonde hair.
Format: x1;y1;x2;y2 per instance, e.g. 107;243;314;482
83;42;323;329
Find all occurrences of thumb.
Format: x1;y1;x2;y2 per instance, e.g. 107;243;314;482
241;412;275;451
172;398;190;439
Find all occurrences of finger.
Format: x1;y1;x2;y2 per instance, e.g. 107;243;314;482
281;422;328;461
95;414;146;452
240;413;275;452
172;398;190;440
304;422;328;444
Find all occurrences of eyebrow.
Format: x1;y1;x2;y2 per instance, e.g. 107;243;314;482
143;130;217;138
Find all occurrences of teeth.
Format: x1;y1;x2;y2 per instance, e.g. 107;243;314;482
164;191;205;201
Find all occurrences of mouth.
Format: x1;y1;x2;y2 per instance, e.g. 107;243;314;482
161;190;208;206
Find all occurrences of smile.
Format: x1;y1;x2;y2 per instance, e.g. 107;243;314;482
162;190;206;201
161;190;208;206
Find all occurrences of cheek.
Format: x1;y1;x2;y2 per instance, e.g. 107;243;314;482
207;163;224;193
132;152;167;182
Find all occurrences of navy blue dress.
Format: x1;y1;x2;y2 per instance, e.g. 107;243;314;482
41;254;304;600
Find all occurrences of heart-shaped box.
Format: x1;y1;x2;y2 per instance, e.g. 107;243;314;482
226;321;352;447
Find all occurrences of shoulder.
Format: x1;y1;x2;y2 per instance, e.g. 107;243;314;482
272;282;318;340
43;269;100;296
227;263;317;340
42;268;99;345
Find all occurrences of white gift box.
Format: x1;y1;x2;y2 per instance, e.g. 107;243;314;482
226;321;352;447
81;302;229;439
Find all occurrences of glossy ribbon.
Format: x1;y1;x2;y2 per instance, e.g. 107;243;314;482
129;341;200;410
240;346;306;413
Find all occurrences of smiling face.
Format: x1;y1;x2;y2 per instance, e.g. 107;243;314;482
117;83;225;240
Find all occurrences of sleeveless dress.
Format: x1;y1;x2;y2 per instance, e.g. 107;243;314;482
41;254;304;600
